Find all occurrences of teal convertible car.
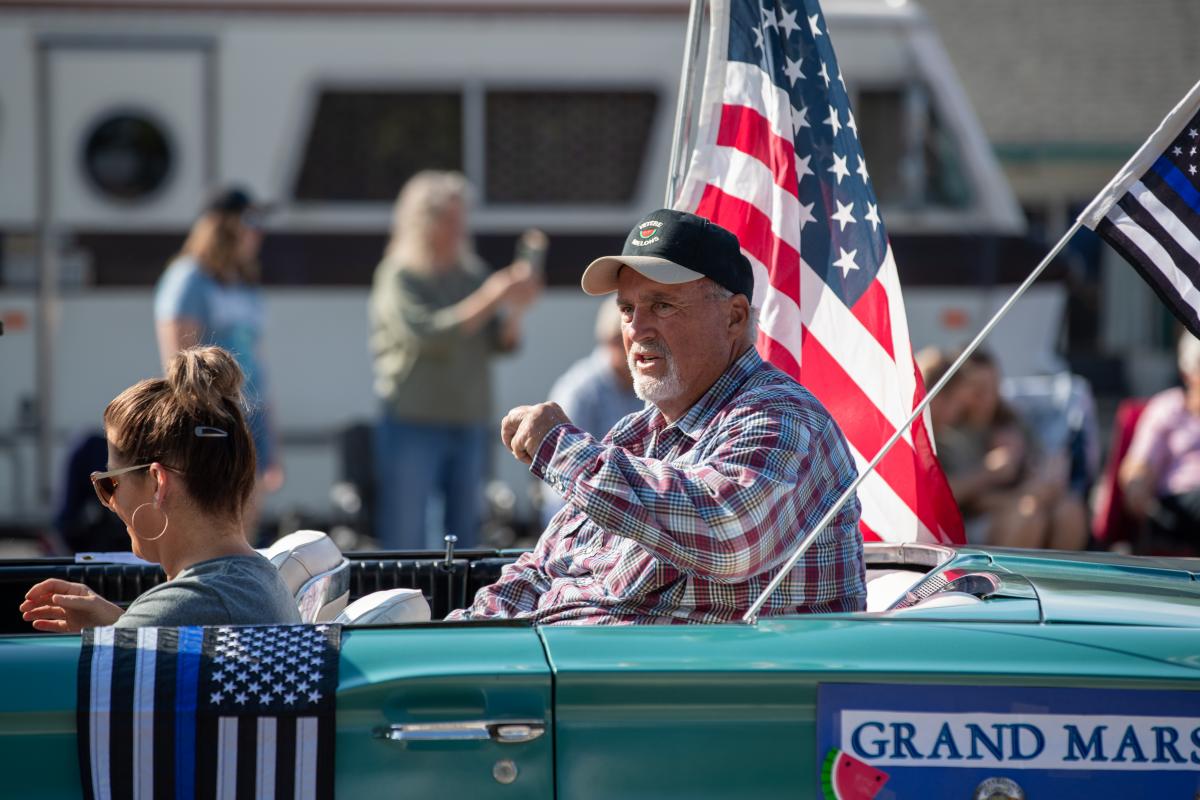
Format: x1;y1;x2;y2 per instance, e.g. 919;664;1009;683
1;541;1198;799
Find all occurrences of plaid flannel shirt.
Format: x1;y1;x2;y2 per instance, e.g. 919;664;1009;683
449;348;865;625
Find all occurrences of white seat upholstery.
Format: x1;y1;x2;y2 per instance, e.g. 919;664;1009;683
334;589;431;625
260;530;349;623
865;569;923;612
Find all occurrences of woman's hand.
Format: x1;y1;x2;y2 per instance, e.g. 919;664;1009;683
503;259;542;312
20;579;124;633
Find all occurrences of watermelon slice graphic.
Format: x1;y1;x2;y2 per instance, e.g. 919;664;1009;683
639;227;656;238
821;749;890;800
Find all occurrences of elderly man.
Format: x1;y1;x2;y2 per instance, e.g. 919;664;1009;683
449;209;865;624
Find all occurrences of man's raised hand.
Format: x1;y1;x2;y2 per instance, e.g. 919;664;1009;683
501;402;571;465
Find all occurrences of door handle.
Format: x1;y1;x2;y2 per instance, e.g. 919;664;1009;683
374;719;546;744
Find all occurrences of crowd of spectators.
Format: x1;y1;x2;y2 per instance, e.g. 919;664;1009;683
919;335;1200;556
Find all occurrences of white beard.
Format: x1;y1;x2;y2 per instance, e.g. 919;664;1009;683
628;343;684;406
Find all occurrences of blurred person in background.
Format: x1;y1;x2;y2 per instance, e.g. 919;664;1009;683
1119;331;1200;555
154;186;281;543
22;347;300;630
920;349;1087;550
916;347;968;444
369;171;541;550
539;302;644;528
53;431;130;553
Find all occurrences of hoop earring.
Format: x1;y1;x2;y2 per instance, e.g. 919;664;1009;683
130;502;169;542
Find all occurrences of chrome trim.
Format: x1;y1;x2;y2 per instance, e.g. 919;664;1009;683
374;720;545;744
863;541;957;569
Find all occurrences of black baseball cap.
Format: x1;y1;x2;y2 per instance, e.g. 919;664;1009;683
581;209;753;299
204;185;271;216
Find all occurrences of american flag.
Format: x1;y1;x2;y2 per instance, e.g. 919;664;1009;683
674;0;964;544
1080;80;1200;338
77;624;339;800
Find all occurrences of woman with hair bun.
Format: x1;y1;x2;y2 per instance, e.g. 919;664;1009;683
20;346;301;630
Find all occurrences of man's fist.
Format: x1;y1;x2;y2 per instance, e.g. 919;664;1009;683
501;402;571;465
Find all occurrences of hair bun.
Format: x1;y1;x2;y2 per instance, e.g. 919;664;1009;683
166;346;244;419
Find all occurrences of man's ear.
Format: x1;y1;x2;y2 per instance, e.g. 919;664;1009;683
728;294;751;336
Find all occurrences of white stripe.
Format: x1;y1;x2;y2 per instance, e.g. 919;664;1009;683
132;627;157;800
216;717;239;800
723;60;795;144
256;718;276;800
845;441;935;543
1130;181;1200;269
874;246;942;452
90;627;115;800
700;143;805;251
295;718;319;800
1107;204;1200;313
875;246;919;411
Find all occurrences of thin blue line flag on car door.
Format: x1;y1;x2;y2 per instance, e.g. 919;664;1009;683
77;624;340;800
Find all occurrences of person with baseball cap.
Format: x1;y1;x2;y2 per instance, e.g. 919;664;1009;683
447;209;865;624
154;185;282;542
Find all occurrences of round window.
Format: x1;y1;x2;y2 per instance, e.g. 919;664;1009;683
82;112;173;201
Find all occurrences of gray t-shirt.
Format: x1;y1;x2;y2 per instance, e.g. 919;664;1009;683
115;554;302;628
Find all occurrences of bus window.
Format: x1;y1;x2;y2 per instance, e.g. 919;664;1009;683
484;89;657;205
857;85;971;212
293;90;463;202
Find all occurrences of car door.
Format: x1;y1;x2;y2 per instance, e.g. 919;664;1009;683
0;622;553;799
541;618;1200;800
336;621;553;798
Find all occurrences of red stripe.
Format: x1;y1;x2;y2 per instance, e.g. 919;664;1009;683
717;104;798;196
907;357;966;544
797;333;941;536
757;330;800;378
858;520;885;543
848;278;896;362
696;184;800;306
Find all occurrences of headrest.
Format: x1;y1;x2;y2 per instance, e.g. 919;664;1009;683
334;589;431;625
260;530;344;595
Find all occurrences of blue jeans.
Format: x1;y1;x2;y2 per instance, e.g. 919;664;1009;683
373;414;488;551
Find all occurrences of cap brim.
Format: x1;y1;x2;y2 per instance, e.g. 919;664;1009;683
580;255;705;296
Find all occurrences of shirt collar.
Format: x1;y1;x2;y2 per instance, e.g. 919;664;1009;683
671;346;764;440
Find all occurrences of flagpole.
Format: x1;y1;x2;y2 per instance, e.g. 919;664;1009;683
665;0;706;207
743;217;1086;624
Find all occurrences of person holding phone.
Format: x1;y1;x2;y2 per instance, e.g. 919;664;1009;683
369;171;543;550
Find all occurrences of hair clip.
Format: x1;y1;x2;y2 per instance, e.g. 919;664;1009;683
194;426;229;438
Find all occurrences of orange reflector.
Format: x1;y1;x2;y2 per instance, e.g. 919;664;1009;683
1;310;29;332
940;308;969;330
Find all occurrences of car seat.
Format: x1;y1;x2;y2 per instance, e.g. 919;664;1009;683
333;588;432;625
260;530;350;623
